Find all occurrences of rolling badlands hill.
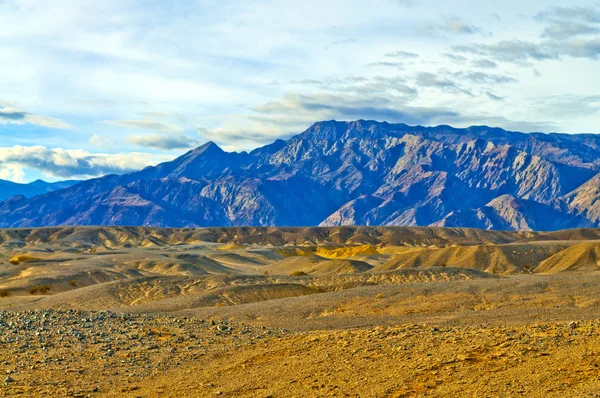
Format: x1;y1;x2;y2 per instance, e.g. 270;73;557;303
3;120;600;230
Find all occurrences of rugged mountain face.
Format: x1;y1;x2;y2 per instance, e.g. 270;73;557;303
2;120;600;230
0;179;80;202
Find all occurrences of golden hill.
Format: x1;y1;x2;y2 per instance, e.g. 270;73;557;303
535;242;600;273
314;244;380;259
380;243;568;274
0;226;535;249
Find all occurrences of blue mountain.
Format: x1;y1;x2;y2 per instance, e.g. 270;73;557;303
1;120;600;231
0;179;80;202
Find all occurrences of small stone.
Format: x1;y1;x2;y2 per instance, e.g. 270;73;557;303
4;376;14;383
568;321;578;330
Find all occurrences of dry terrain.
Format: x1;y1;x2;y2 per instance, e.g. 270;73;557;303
2;226;600;396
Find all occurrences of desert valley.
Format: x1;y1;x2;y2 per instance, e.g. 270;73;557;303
2;226;600;396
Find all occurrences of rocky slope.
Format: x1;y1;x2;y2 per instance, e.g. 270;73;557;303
2;120;600;230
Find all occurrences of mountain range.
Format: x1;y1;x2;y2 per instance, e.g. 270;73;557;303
3;120;600;230
0;179;80;202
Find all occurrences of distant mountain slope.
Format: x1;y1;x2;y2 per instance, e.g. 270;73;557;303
2;120;600;230
0;179;80;202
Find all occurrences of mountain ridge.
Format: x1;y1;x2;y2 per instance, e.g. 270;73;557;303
2;120;600;230
0;178;81;202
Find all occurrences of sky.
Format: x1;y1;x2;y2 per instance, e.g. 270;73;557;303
1;0;600;183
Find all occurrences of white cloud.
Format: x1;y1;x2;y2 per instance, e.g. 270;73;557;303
126;134;202;150
384;51;419;58
0;164;26;183
0;0;598;165
88;134;114;148
0;146;173;180
0;106;70;129
105;119;184;133
418;16;484;37
197;90;557;151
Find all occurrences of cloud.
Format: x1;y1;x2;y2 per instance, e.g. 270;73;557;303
443;53;468;62
1;0;599;157
0;108;26;122
384;51;419;59
415;72;471;94
105;119;184;133
138;111;186;122
197;127;285;150
529;94;600;118
0;100;18;108
366;61;405;69
89;134;114;148
536;5;600;39
287;75;418;99
0;164;26;183
0;106;70;129
254;93;507;129
454;7;600;65
193;87;562;151
485;92;503;101
241;92;465;139
454;40;558;64
252;91;557;137
290;79;325;86
557;37;600;59
471;59;498;69
457;38;600;63
0;146;173;180
419;16;483;37
337;76;417;97
452;71;518;85
536;5;600;25
324;37;357;50
126;134;202;150
541;22;600;39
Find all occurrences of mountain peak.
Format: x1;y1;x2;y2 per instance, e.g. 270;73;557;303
194;141;224;154
250;139;287;157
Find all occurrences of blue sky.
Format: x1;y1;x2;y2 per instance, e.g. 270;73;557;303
1;0;600;182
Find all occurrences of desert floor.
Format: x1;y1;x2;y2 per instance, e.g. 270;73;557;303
2;226;600;397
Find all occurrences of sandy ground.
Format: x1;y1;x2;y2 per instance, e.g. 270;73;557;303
2;311;600;397
3;226;600;396
3;273;600;397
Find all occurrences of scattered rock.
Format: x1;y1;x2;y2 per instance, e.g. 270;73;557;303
568;321;578;330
